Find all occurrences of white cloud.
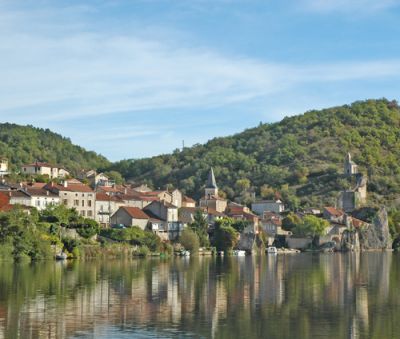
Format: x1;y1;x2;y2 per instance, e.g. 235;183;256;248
1;2;400;123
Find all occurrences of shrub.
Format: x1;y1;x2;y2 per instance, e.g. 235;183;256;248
180;229;200;253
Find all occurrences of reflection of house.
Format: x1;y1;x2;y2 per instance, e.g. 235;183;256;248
110;206;150;229
199;168;227;213
251;200;285;215
21;161;69;179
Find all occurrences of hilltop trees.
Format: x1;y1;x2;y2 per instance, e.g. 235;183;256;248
109;99;400;208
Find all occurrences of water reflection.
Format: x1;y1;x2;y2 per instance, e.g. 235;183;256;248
0;253;399;338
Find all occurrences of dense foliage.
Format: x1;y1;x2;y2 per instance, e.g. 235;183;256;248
0;123;109;174
292;215;330;238
109;99;400;208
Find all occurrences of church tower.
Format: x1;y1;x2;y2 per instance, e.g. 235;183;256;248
344;153;358;176
205;168;218;199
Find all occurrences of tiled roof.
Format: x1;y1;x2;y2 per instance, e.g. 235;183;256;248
120;206;149;219
96;192;122;202
183;196;196;203
324;207;344;217
45;182;94;193
25;187;58;197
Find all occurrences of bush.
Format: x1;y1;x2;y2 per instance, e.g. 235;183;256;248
180;229;200;253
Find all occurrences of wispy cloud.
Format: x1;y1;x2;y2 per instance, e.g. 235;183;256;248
1;6;399;123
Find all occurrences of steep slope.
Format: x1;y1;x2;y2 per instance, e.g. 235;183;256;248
0;123;109;173
109;99;400;208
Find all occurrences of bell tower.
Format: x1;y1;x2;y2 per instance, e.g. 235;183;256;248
205;168;218;199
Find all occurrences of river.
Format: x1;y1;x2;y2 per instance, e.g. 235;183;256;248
0;253;399;338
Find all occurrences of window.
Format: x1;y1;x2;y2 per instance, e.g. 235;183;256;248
82;193;85;197
88;200;92;207
80;210;86;216
36;200;40;207
63;199;68;205
74;200;79;206
87;211;92;217
82;200;85;207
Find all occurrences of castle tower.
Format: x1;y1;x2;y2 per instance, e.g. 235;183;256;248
205;168;218;199
344;153;358;176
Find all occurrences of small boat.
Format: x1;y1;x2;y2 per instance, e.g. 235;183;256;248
267;247;278;254
180;250;190;257
55;252;68;260
233;250;246;256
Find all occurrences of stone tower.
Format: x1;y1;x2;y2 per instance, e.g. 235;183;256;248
205;168;218;199
344;153;358;176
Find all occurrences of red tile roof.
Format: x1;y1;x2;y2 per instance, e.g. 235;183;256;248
183;196;196;203
121;206;150;220
324;207;344;217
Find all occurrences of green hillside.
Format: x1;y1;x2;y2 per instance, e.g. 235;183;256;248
0;123;109;174
109;99;400;209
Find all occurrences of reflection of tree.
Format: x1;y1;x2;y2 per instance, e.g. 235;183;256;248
1;254;400;338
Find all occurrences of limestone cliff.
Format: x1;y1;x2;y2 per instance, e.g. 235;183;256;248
359;207;392;250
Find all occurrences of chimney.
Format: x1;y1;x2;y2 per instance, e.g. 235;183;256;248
63;181;68;188
46;190;49;196
124;188;127;194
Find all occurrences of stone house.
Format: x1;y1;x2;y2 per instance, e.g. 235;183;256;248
0;158;9;176
144;200;183;240
323;207;345;224
21;161;69;179
110;206;150;230
182;196;196;208
95;193;125;227
24;187;60;211
45;179;95;219
251;200;285;215
171;189;183;208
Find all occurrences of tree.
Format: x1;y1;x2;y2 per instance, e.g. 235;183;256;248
293;215;329;238
282;213;301;232
105;170;124;184
189;210;210;247
180;229;200;253
235;178;251;192
213;218;239;251
260;184;275;199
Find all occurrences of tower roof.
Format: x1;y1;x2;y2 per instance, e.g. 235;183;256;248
206;168;218;189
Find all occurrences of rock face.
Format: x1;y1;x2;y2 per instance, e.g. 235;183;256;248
359;207;392;250
341;230;360;251
341;207;392;251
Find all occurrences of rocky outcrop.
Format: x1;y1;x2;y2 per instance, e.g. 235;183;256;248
359;207;392;250
341;230;360;251
341;207;392;251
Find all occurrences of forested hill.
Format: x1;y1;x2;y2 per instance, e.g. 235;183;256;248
0;123;109;173
109;99;400;208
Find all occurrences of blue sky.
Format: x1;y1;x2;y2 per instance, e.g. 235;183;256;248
1;0;400;161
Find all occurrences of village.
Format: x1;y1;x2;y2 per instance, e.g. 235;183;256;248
0;153;392;254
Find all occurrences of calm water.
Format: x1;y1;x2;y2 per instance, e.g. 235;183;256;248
0;253;399;339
